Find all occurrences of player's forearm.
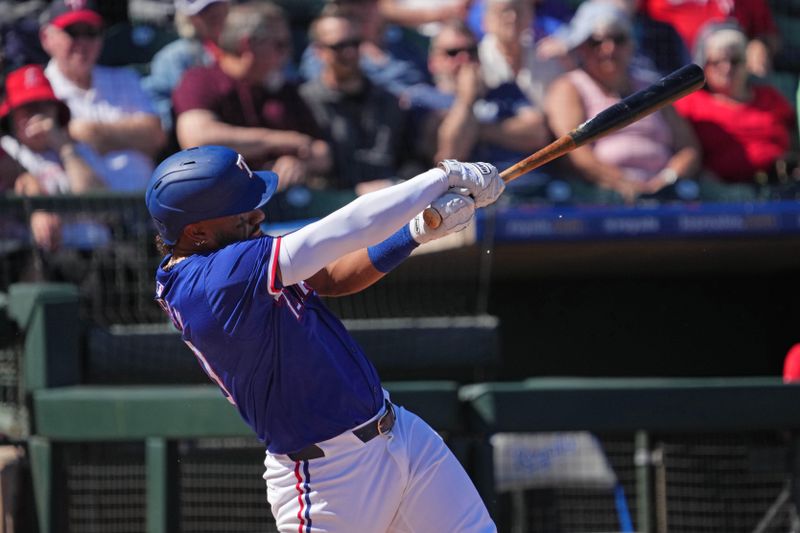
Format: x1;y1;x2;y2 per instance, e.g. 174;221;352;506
312;190;476;294
279;168;448;286
307;249;386;297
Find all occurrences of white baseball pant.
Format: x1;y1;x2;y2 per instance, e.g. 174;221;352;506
263;396;496;533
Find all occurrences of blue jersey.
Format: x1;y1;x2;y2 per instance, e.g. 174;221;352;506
155;235;384;454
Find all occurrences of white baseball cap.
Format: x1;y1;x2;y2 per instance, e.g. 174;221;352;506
174;0;228;16
559;0;632;50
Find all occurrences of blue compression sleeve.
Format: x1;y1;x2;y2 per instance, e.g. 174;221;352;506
367;225;419;273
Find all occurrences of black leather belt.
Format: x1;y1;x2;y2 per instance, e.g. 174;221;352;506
287;400;395;461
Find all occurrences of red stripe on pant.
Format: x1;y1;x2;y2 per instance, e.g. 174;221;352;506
293;460;312;532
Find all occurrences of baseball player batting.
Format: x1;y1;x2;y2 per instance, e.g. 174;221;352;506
145;145;502;532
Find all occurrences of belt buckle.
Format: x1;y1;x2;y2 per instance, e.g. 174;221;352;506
377;403;394;436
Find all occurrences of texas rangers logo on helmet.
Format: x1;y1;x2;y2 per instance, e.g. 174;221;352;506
236;153;254;179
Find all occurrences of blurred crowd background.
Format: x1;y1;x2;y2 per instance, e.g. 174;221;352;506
1;0;798;210
4;4;800;531
1;0;799;331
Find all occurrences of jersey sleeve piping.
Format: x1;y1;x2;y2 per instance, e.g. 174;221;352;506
267;236;282;296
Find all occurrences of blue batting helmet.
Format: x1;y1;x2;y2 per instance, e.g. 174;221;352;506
145;145;278;245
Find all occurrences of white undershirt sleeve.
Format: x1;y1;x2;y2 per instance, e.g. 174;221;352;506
278;168;448;286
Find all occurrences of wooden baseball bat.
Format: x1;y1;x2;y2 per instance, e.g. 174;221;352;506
423;63;706;228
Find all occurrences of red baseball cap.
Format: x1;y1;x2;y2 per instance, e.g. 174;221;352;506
0;65;71;133
41;0;103;30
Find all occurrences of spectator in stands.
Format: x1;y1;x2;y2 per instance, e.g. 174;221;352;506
674;23;795;185
9;171;62;253
402;19;550;194
641;0;779;78
544;1;701;203
0;65;105;196
300;6;422;193
299;0;429;97
173;2;331;191
0;139;61;262
142;0;230;134
537;0;690;78
0;140;41;271
39;0;166;191
0;65;107;252
478;0;564;107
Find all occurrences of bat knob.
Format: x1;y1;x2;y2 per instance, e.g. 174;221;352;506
422;207;442;229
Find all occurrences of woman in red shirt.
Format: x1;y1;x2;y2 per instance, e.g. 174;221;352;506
674;23;795;184
641;0;778;77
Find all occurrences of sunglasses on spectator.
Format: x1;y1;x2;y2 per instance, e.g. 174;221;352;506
318;38;362;52
440;45;478;58
587;33;629;47
63;25;102;40
706;56;744;68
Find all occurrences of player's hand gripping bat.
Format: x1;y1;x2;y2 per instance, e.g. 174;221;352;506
423;63;706;229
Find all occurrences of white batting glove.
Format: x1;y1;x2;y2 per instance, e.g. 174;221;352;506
438;159;504;208
409;192;475;244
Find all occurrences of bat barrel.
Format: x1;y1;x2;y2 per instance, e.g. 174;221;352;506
570;63;705;146
422;63;705;229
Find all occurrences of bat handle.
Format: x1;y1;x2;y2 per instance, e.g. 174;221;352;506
423;136;576;228
421;158;545;229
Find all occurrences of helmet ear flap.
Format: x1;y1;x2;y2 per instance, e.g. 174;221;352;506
152;218;172;245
